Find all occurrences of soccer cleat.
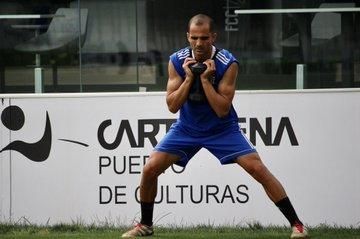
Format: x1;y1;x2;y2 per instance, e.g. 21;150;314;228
290;222;309;238
121;223;154;238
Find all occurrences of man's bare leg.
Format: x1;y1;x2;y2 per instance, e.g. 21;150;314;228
235;152;308;238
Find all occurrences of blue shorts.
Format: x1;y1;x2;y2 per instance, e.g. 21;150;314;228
154;122;257;167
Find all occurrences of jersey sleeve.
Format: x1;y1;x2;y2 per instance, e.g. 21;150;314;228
215;49;239;85
215;49;239;75
169;48;191;79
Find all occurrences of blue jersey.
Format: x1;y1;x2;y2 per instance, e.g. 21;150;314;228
169;47;240;136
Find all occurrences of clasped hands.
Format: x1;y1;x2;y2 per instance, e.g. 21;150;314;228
183;57;216;83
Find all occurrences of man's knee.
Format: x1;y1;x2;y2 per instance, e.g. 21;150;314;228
237;154;270;181
249;163;269;181
142;159;161;181
142;152;178;180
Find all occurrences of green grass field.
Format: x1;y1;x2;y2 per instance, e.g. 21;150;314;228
1;223;360;238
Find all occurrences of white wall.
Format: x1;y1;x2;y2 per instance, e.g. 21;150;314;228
0;89;359;227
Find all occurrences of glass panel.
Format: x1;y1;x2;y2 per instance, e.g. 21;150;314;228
79;0;139;92
143;0;360;90
280;1;360;89
0;1;83;93
1;0;359;93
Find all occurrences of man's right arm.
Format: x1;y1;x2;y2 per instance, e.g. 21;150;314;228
166;58;195;113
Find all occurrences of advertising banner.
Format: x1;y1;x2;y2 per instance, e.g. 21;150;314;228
0;90;359;227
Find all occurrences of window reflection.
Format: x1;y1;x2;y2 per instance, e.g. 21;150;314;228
0;0;359;93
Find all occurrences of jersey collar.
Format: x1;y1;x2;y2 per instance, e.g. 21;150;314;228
191;45;216;61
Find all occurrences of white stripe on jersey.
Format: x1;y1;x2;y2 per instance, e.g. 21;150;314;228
216;51;231;65
177;49;190;59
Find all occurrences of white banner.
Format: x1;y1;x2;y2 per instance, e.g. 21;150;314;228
0;90;359;227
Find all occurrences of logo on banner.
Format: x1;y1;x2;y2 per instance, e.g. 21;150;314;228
97;117;299;149
0;105;88;162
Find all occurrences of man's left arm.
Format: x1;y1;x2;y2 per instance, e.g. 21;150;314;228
201;61;238;118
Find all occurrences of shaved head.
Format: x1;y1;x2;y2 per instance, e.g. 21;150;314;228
188;14;215;32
